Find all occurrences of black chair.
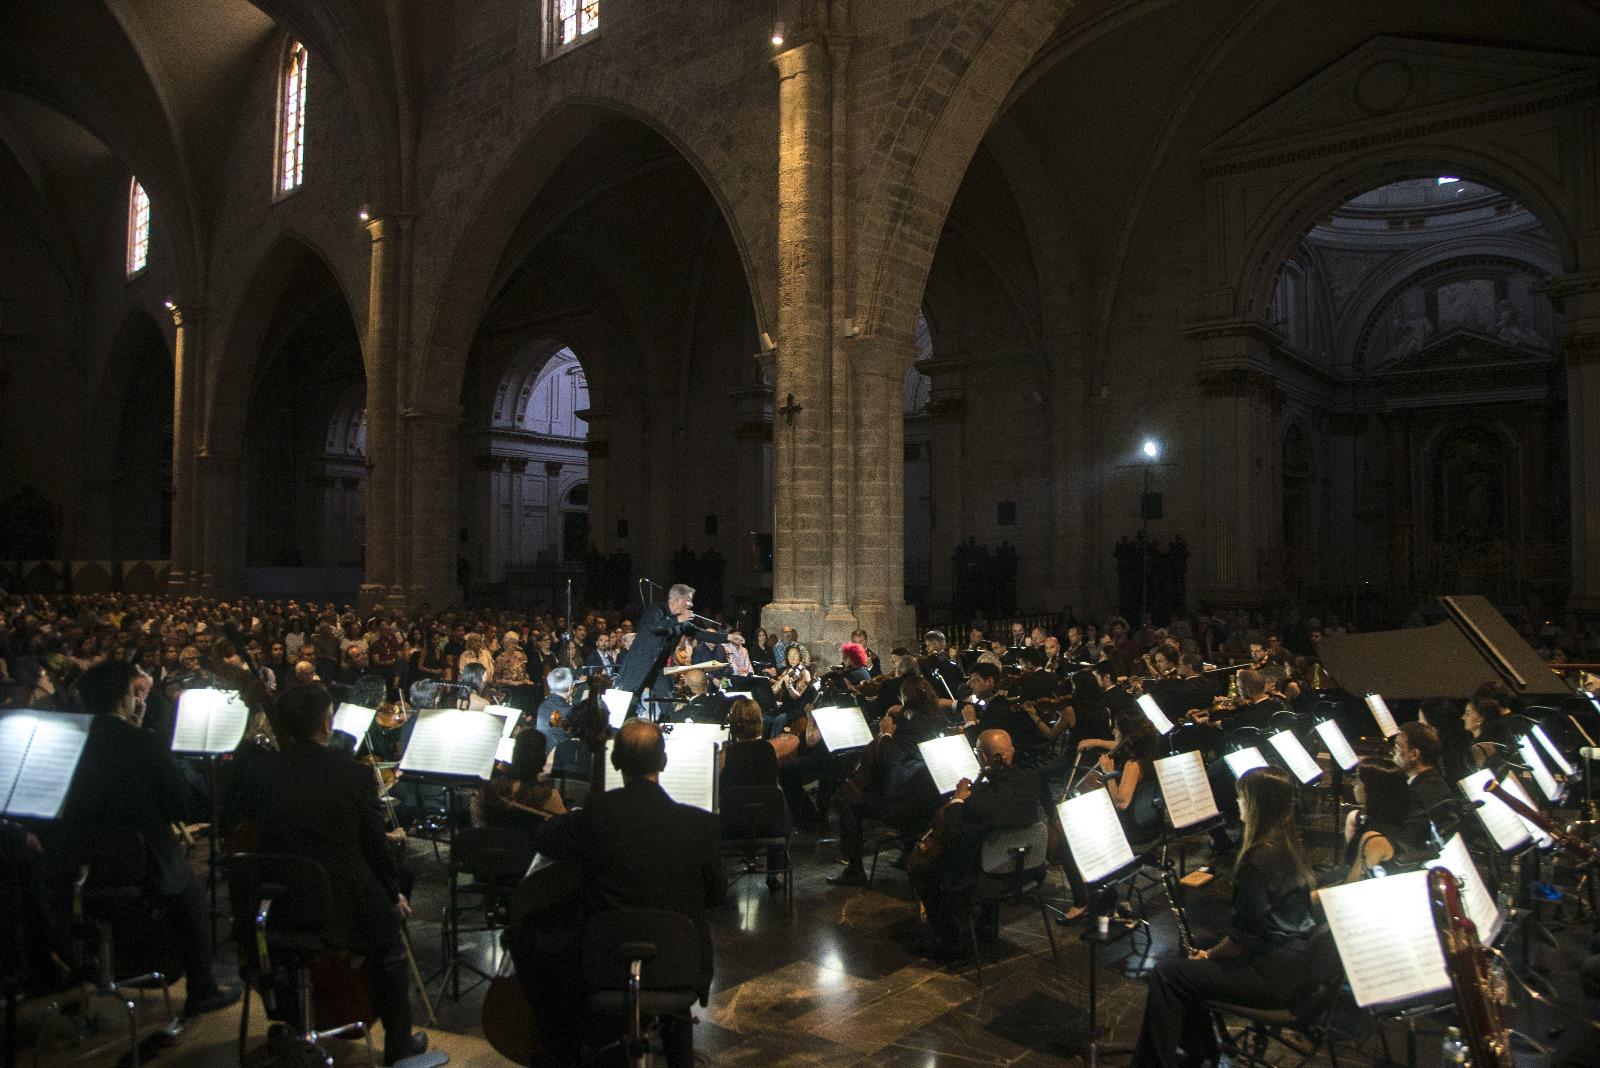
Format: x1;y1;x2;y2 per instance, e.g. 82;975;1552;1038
581;909;702;1068
968;821;1059;985
222;853;376;1066
34;825;178;1068
1203;925;1345;1068
718;785;794;913
437;826;534;1000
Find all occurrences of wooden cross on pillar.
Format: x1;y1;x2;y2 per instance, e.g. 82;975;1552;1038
778;392;803;426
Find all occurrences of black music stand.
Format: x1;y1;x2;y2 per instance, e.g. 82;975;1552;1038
1072;859;1148;1068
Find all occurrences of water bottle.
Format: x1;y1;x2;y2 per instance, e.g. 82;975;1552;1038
1441;1026;1467;1066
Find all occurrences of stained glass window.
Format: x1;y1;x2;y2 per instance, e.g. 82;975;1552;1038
551;0;599;49
279;41;308;193
126;178;150;275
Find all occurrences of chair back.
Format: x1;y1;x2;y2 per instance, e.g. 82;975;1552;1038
979;821;1049;877
581;909;701;993
43;823;147;901
453;826;536;881
222;852;335;954
718;785;788;842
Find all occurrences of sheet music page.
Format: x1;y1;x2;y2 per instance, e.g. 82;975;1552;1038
399;709;501;779
2;711;91;819
484;705;521;740
602;740;624;793
1318;871;1449;1008
660;735;717;812
1314;720;1359;771
1224;747;1268;779
1137;694;1175;735
1057;790;1136;884
0;712;35;812
171;689;248;754
918;734;981;796
667;722;729;747
1496;773;1555;849
1458;769;1531;851
1153;750;1219;829
1364;693;1400;738
810;706;873;751
495;736;516;764
602;689;633;729
1529;725;1575;776
1516;737;1561;802
332;703;378;740
1268;730;1323;784
1426;833;1499;945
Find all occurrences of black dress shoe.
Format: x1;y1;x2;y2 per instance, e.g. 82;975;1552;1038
826;866;868;887
384;1031;429;1065
182;985;241;1018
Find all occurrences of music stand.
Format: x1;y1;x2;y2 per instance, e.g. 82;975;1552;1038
170;688;251;935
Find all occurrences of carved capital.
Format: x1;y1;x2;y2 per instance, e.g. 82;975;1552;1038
585;438;610;460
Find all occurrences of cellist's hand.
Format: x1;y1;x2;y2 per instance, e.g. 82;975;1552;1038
952;778;973;802
395;894;412;920
878;714;897;736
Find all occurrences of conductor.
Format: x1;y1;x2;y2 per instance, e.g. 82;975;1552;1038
613;584;728;718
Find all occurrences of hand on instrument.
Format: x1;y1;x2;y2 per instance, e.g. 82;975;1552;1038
952;779;973;802
1098;754;1115;775
878;714;897;736
395;894;412;920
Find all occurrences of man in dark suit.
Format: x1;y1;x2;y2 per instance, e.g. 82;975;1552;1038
613;584;728;718
1396;720;1459;846
911;729;1042;958
237;684;428;1066
1150;653;1214;722
532;719;726;1067
62;662;238;1018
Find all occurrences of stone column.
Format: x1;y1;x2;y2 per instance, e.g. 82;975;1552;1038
924;364;966;612
847;332;918;644
1189;321;1284;606
1548;272;1600;608
579;407;611;555
360;215;408;613
166;303;202;592
403;405;460;610
1044;333;1094;608
728;379;774;605
197;450;241;594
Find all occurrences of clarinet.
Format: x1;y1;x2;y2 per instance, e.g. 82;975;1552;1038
1160;845;1197;954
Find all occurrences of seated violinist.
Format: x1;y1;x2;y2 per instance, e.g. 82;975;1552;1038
965;663;1056;767
484;729;567;831
909;729;1041;959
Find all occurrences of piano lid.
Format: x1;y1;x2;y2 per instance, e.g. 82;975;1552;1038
1316;594;1569;700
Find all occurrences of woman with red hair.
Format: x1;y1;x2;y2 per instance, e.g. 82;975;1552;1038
840;642;872;684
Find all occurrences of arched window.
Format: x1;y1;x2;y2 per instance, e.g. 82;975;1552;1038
125;178;150;276
278;41;309;194
549;0;600;53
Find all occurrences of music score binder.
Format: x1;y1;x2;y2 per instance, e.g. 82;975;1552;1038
1317;870;1450;1009
1458;769;1532;852
1364;693;1400;738
1493;772;1554;849
1223;747;1268;779
602;733;719;812
1152;750;1220;830
398;709;505;781
1137;694;1176;735
1516;736;1561;802
0;709;91;819
602;688;633;729
170;689;251;754
1057;789;1137;885
1314;719;1359;772
810;705;874;751
1528;724;1574;777
918;734;982;796
332;703;378;745
1267;730;1323;784
1425;833;1502;946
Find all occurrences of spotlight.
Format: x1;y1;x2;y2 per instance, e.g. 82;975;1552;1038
771;21;785;46
1142;439;1161;460
163;300;176;311
358;207;370;222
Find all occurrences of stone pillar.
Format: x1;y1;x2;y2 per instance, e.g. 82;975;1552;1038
728;379;773;605
1381;411;1415;593
166;303;202;592
925;365;966;611
580;407;611;555
197;450;240;594
1189;321;1284;606
1044;333;1094;608
1548;272;1600;608
847;332;918;644
360;215;408;613
403;405;460;609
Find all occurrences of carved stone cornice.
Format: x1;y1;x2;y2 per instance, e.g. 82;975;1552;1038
1198;366;1281;404
585;439;610;460
926;397;965;422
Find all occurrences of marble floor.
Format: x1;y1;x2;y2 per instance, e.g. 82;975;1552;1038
16;823;1593;1067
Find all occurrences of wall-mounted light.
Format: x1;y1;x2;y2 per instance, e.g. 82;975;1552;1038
1142;438;1161;461
163;300;176;311
357;207;371;222
771;21;785;46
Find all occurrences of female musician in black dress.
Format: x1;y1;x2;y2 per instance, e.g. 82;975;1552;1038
1338;758;1418;883
1131;766;1316;1068
720;698;797;891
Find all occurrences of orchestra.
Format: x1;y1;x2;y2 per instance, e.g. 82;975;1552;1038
4;587;1600;1068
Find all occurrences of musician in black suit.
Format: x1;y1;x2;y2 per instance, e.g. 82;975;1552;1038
62;662;238;1018
532;719;727;1067
239;683;428;1066
1150;653;1214;722
613;584;728;717
921;630;965;700
1395;720;1460;846
911;729;1042;958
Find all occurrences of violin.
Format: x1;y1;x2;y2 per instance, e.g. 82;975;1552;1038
375;700;409;730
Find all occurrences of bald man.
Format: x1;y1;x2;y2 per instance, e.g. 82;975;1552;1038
911;729;1044;959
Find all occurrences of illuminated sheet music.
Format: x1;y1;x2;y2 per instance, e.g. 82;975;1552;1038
602;733;719;812
1426;833;1501;946
495;736;516;764
1224;747;1268;779
1458;769;1531;852
398;709;503;780
1057;789;1136;884
170;689;251;754
1153;750;1219;829
1268;730;1323;784
602;688;633;729
484;705;521;740
810;706;873;751
1137;694;1175;735
1364;693;1400;738
0;710;92;819
1528;724;1574;776
1496;773;1554;849
332;703;378;741
1314;719;1359;772
667;722;730;746
1517;737;1561;802
918;734;982;796
1318;871;1449;1008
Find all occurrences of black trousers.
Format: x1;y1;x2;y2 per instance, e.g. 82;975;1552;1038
1130;942;1309;1068
161;871;220;1003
